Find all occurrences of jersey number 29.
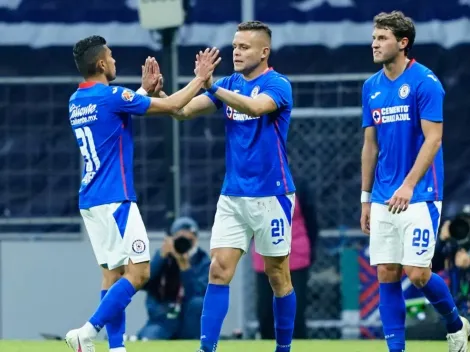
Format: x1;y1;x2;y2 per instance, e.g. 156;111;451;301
75;127;100;180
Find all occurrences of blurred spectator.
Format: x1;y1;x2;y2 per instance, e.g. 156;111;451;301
137;217;210;340
251;182;318;339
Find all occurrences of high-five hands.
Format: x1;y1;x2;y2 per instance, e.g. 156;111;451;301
194;47;221;88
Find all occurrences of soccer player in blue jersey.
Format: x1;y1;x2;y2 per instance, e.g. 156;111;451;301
360;11;470;352
64;35;220;352
159;21;296;352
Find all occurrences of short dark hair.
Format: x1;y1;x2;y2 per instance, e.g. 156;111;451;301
237;21;272;39
73;35;107;77
374;11;416;55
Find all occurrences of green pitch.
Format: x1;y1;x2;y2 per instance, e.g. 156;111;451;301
0;340;448;352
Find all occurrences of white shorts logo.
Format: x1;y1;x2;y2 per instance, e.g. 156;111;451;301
132;239;146;254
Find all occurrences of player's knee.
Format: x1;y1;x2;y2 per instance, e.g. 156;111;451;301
208;248;241;284
209;257;235;285
125;261;150;289
404;266;431;288
377;264;402;283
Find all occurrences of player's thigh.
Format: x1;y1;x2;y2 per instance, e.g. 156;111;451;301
80;205;114;266
369;203;403;266
400;201;442;267
120;202;151;266
249;194;295;257
211;195;252;253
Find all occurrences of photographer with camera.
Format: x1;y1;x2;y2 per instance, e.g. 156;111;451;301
137;217;210;340
433;205;470;317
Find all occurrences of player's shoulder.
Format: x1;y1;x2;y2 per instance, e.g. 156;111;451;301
409;61;442;84
106;85;144;104
363;69;384;91
265;69;291;87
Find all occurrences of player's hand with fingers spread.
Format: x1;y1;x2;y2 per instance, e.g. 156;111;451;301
194;47;221;82
385;183;414;214
360;202;371;235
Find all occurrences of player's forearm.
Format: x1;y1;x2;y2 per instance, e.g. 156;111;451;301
361;141;378;192
156;91;190;120
213;87;258;116
404;137;442;187
162;77;206;114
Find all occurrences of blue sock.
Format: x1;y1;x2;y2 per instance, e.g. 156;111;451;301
274;290;296;352
420;273;462;333
379;282;406;352
199;284;229;352
89;278;135;332
101;290;126;349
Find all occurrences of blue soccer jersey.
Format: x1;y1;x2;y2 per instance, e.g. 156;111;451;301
362;60;445;204
69;82;151;209
205;68;296;197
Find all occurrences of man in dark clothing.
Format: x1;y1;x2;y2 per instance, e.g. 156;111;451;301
138;217;210;340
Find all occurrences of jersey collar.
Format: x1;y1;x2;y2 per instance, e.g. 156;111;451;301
262;67;274;74
78;81;101;89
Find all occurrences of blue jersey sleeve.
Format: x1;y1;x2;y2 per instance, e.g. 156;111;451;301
261;75;293;109
417;75;445;122
109;86;151;116
362;82;374;128
204;77;229;110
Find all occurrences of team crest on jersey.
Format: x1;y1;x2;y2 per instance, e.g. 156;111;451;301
250;86;260;98
372;109;382;124
398;84;410;99
132;240;146;254
121;89;135;102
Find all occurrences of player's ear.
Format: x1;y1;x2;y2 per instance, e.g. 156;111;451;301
399;37;409;51
96;59;106;74
261;47;270;60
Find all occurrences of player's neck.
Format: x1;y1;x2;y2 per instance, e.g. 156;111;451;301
84;74;109;86
383;56;410;81
384;56;410;81
242;63;270;81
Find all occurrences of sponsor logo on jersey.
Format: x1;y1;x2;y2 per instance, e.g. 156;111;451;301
371;91;381;99
371;105;411;125
226;89;261;121
69;103;98;125
226;105;260;121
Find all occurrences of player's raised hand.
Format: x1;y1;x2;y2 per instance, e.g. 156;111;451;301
141;57;161;93
360;203;371;235
385;183;414;214
194;47;221;82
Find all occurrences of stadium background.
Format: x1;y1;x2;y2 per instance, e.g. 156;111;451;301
0;0;470;342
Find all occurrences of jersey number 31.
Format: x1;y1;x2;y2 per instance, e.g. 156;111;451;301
75;127;100;182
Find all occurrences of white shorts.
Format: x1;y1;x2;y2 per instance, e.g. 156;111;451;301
211;194;295;257
369;201;442;267
80;201;150;270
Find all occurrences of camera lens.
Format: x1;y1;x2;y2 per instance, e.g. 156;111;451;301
173;237;192;254
449;217;470;241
